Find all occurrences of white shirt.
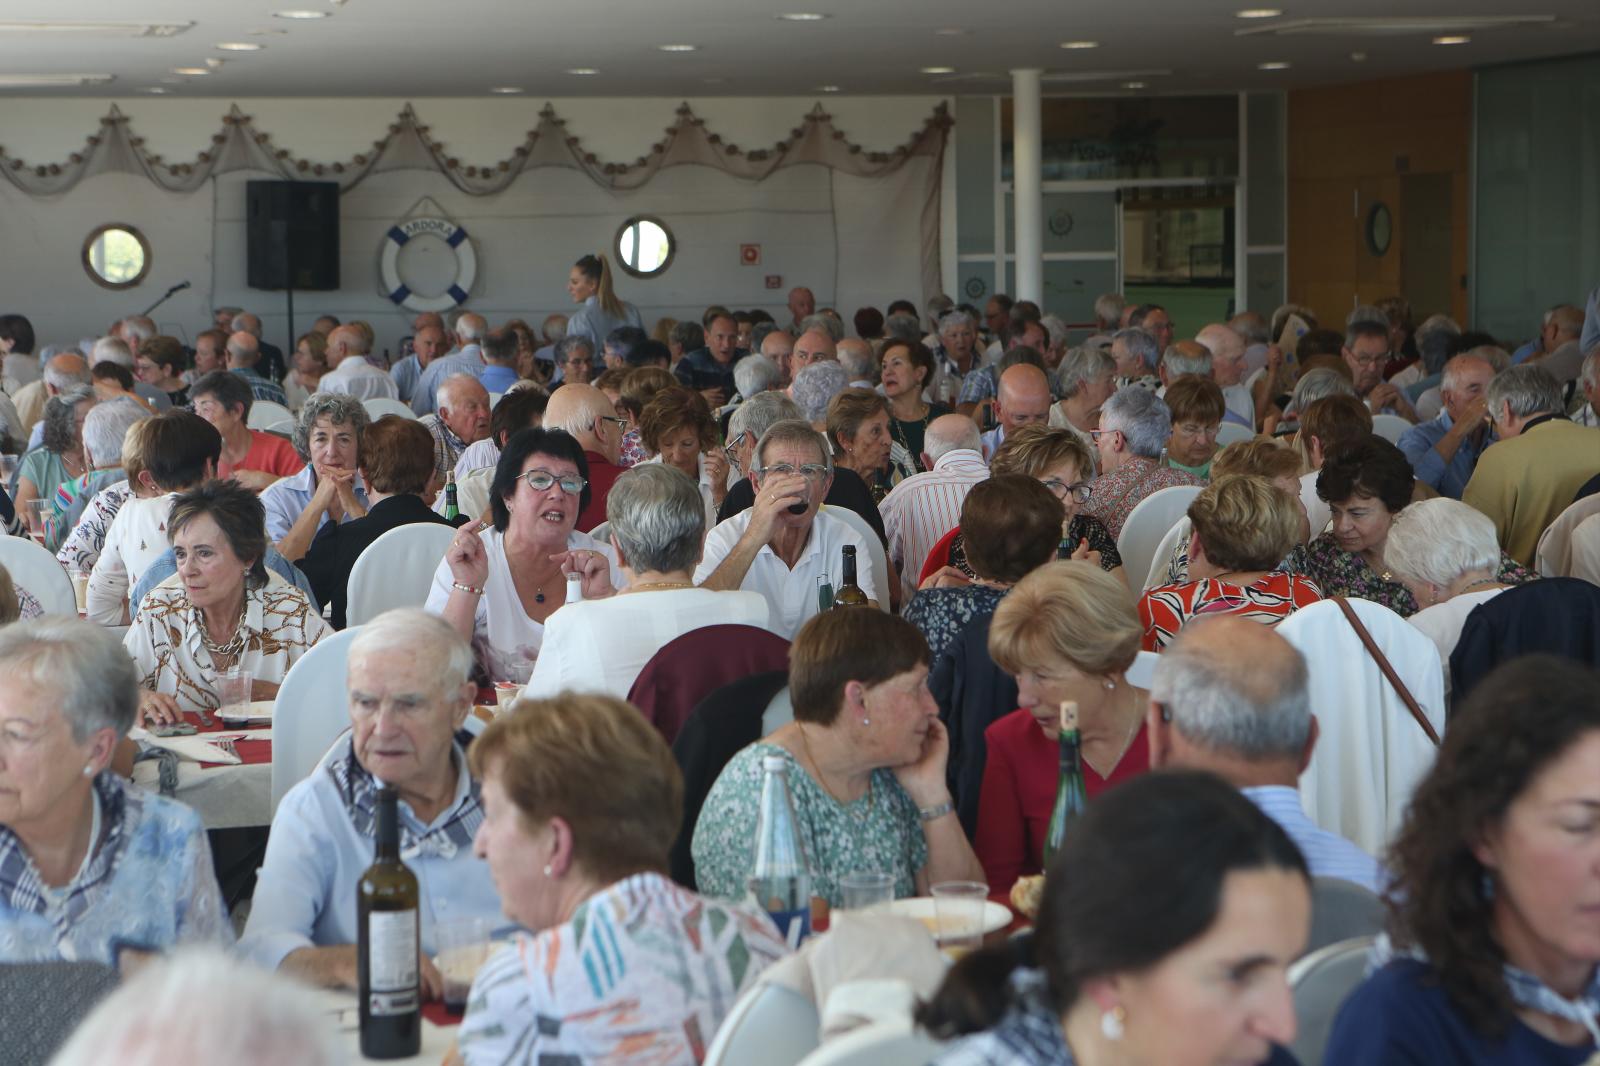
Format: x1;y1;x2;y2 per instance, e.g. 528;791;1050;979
525;587;773;701
453;438;501;478
319;356;398;401
879;448;989;607
86;492;177;624
1408;586;1507;698
637;453;720;534
1299;469;1330;539
424;527;621;682
694;508;878;640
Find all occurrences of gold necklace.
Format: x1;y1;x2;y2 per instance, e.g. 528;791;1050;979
795;724;874;815
1083;684;1141;779
622;580;696;594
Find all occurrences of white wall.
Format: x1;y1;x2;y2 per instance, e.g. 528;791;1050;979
0;96;950;354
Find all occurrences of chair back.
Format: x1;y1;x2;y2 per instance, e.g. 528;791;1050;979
1123;649;1159;689
703;983;820;1066
271;626;362;815
246;399;294;431
1449;578;1600;705
0;537;76;615
1116;484;1202;591
1571;513;1600;586
629;624;790;746
345;523;455;627
795;1021;944;1066
1214;421;1255;448
0;960;121;1066
1276;598;1445;854
587;520;611;547
1535;493;1600;578
488;391;505;409
1369;413;1411;444
1306;877;1385;957
362;397;417;421
821;505;890;611
1287;936;1375;1066
1142;515;1191;590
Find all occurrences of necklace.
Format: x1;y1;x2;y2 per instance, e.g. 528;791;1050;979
198;598;249;660
889;404;931;469
1457;576;1501;596
622;580;695;594
795;725;875;816
1083;684;1141;779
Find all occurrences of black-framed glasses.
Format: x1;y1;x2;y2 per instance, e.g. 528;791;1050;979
599;416;628;431
756;462;829;482
520;469;587;495
1041;478;1092;504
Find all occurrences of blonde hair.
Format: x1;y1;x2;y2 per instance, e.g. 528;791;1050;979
990;423;1094;481
1187;474;1301;573
120;418;154;489
1210;438;1302;482
989;561;1141;678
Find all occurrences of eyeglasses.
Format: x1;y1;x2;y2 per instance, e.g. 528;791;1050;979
1089;428;1119;444
1348;352;1390;369
519;469;587;494
1040;478;1092;504
599;416;628;431
1174;422;1221;440
755;462;829;482
723;430;749;471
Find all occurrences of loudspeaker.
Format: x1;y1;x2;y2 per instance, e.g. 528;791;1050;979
246;180;340;291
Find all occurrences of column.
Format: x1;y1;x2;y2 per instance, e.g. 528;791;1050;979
1011;68;1044;305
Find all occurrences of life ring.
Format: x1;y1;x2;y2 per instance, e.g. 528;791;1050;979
378;217;476;312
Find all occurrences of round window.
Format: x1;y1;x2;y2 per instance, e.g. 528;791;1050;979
614;215;675;278
82;224;152;289
1365;203;1393;258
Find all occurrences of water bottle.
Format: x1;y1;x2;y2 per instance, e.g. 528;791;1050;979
747;755;814;948
565;572;584;604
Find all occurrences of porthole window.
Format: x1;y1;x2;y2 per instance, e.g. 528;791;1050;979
614;215;675;278
82;224;151;289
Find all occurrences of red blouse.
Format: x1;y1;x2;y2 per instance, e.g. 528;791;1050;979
1137;572;1324;652
975;708;1151;898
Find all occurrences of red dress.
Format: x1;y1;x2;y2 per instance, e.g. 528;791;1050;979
975;708;1151;897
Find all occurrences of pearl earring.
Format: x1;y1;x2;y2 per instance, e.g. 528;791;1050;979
861;717;870;727
82;763;95;778
543;864;553;878
1103;679;1115;692
1100;1004;1126;1041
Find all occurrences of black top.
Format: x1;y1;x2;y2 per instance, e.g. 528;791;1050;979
716;466;888;547
889;402;954;471
297;494;465;630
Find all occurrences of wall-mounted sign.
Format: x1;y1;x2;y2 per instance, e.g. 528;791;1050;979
379;216;477;312
740;243;762;266
964;276;988;300
765;274;782;290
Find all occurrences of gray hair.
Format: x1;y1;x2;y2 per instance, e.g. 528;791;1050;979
925;293;954;322
799;313;843;343
924;416;981;461
292;392;369;460
119;315;156;345
790;360;850;423
1414;313;1461;375
1040;314;1070;351
734;353;780;399
82;397;149;468
1487;363;1562;420
756;418;833;476
0;617;139;742
44;358;92;392
1383;498;1501;590
1290;367;1356;412
607;463;705;573
1113;327;1159;374
1465;344;1511;373
1161;345;1211;378
92;335;133;368
1345;304;1388;329
1093;292;1126;328
668;320;704;351
540;313;568;343
48;948;341;1066
554;335;594;363
883;313;923;343
938;310;976;334
728;390;802;445
1151;623;1312;760
1098;387;1172;458
438;373;489;408
349;608;473;695
42;384;96;454
1582;349;1600;392
750;321;781;353
837;341;877;382
1440;352;1496;394
1057;346;1115;398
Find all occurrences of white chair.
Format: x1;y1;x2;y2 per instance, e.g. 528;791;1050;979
1305;877;1385;957
362;397;417;421
1142;515;1191;590
246;399;294;431
1571;513;1600;586
1276;598;1445;855
1124;649;1158;690
1534;493;1600;578
1288;936;1374;1066
821;505;891;612
1369;413;1411;445
1115;484;1202;595
703;984;820;1066
265;418;297;438
271;626;363;815
441;466;495;523
345;523;456;628
0;536;75;615
588;520;611;547
1215;421;1255;448
795;1020;944;1066
488;391;505;409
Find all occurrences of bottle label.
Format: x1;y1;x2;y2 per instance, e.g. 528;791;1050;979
765;905;812;950
367;909;419;1015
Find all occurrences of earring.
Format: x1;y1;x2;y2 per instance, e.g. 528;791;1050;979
1100;1004;1126;1041
1103;679;1115;692
543;864;553;878
861;717;870;727
82;763;95;778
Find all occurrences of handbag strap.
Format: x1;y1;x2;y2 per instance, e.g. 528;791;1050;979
1333;597;1440;747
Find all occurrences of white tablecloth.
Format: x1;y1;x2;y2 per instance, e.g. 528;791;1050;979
318;990;456;1065
129;728;274;830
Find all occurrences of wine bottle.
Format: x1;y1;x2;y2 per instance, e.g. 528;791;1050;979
443;474;459;521
358;787;421;1059
747;755;814;949
1042;701;1089;868
831;545;868;608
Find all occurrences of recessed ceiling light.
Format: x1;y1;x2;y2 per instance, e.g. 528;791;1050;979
273;10;330;19
565;67;599;75
1123;81;1147;89
933;27;966;35
489;86;523;94
658;43;698;52
1059;40;1100;49
921;65;955;74
216;41;262;51
1236;7;1283;16
1433;34;1470;44
171;66;210;75
145;86;170;93
776;12;827;21
0;73;115;87
1258;60;1291;69
204;57;225;68
0;20;191;37
817;84;840;92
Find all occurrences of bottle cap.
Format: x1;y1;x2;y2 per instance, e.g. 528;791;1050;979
762;754;790;772
1059;701;1079;731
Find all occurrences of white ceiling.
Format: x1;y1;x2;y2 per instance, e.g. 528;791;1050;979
0;1;1597;97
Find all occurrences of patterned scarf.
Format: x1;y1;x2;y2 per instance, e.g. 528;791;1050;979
0;774;132;936
324;734;483;861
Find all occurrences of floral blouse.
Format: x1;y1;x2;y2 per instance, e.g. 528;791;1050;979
1294;534;1535;619
56;481;135;573
904;584;1008;661
1139;572;1325;651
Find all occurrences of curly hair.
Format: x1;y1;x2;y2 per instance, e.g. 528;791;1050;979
1386;655;1600;1037
291;392;369;462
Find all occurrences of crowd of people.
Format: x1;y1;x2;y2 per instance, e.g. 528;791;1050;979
2;263;1600;1066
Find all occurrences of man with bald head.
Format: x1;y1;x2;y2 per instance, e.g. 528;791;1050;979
412;311;488;415
1526;304;1586;385
392;323;448;405
17;352;91;448
760;329;795;387
1147;616;1384;892
419;375;492;485
543;382;625;532
1195;322;1254;429
230;312;286;383
786;287;816;335
1157;340;1212;392
227;330;288;406
982;363;1052;458
879;413;988;605
319;324;398;401
836;337;877;388
673;312;744;407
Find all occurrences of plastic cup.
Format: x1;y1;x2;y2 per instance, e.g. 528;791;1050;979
839;871;895;912
492;682;522;714
434;916;492;1010
215;668;253;722
70;571;90;614
931;880;989;957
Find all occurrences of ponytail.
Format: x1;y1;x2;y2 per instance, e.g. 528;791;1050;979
577;252;626;320
915;931;1036;1038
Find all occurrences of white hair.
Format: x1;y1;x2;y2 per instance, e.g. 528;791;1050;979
1383;498;1502;590
456;312;487;342
1057;346;1115;398
44;358;92;392
1486;364;1561;419
923;416;981;461
82;397;149;468
119;316;155;344
437;373;488;408
48;948;342;1066
92;336;133;368
836;341;876;382
1093;292;1126;328
349;607;473;692
1440;352;1496;395
1040;314;1070;350
798;313;843;343
1581;349;1600;392
938;310;976;333
0;617;139;742
733;353;780;399
1099;387;1172;458
1161;345;1212;378
1150;622;1312;761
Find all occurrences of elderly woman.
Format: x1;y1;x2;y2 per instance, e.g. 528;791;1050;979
284;330;329;411
922;772;1308;1066
1085;387;1203;540
1163;373;1228;479
1159;438;1309;585
457;692;789;1064
615;366;678;468
526;463;768;699
978;562;1153;897
693;609;985;906
263;392;371;561
1138;475;1323;652
828;387;909;503
45;397;148;553
1048;345;1116;455
16;384;95;540
1295;434;1529;618
638;386;729;524
880;338;953;468
904;476;1063;660
239;609;501;995
0;618;230;963
1326;656;1600;1061
125;481;329;723
428;428;621;682
790;359;851;429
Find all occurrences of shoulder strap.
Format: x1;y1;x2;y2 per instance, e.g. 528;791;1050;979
1333;597;1440;746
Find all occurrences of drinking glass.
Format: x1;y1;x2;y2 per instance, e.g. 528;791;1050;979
839;871;895;912
434;916;492;1011
931;880;989;957
25;499;51;544
69;570;90;614
215;668;253;723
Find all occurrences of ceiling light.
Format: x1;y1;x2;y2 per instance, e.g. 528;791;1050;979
818;84;840;92
216;41;262;51
273;10;330;19
205;57;225;68
658;43;698;52
921;65;955;74
933;27;966;35
1350;51;1367;61
249;27;288;35
1258;60;1291;69
1238;15;1548;37
1433;34;1470;44
489;86;523;93
0;20;191;37
0;73;115;87
172;66;210;75
1236;8;1283;17
1123;81;1147;89
565;67;599;75
145;86;171;93
776;12;827;21
1059;40;1099;49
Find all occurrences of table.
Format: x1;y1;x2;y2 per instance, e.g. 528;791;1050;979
319;990;460;1064
129;712;274;830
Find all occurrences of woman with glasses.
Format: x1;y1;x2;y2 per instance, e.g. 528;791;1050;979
427;428;622;683
1163;374;1227;480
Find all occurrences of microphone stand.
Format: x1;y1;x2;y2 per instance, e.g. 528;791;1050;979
141;281;191;317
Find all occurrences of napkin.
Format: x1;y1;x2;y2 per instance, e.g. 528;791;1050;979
132;729;242;765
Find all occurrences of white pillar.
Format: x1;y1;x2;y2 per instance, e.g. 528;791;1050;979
1011;68;1044;305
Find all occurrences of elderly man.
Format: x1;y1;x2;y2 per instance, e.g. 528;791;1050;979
1129;304;1174;353
837;337;877;388
1195;322;1255;429
1464;365;1600;565
790;326;837;376
319;324;398;402
1524;304;1586;385
1344;319;1418;422
786;286;816;335
880;414;987;606
933;310;979;403
392;316;448;404
543;381;625;532
1157;340;1211;394
1574;350;1600;428
213;306;241;331
759;328;795;387
1094;292;1126;332
674;312;743;407
226;330;289;406
477;327;521;394
601;325;647;373
983;293;1014;340
982;363;1052;458
1396;352;1496;499
413;311;488;415
1085;387;1203;539
1110;327;1160;392
553;335;595;387
733;352;781;406
696;420;879;637
420;375;492;486
1147;617;1384;893
231;312;285;383
238;609;501;994
16;352;92;447
1050;346;1117;458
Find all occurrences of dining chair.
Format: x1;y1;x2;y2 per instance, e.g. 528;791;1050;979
271;625;362;816
344;522;455;628
703;983;820;1066
0;536;76;616
794;1020;945;1066
1287;936;1375;1066
362;397;417;421
245;399;293;431
1116;484;1203;596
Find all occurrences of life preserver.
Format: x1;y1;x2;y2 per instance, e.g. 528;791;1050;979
378;217;476;312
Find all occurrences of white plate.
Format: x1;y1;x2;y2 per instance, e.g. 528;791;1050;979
217;699;275;723
887;897;1012;936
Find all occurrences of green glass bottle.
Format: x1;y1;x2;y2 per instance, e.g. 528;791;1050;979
1042;701;1089;867
444;474;459;522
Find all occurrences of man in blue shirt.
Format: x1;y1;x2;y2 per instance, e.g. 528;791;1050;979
1397;352;1495;499
476;327;521;395
226;331;288;407
412;311;487;415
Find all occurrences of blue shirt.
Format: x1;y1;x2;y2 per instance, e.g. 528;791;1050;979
391;353;421;403
1511;340;1540;365
566;294;644;351
231;366;288;407
478;364;519;394
259;464;371;543
1243;786;1386;895
131;546;318;616
1397;410;1491;499
1582;284;1600;357
412;345;484;415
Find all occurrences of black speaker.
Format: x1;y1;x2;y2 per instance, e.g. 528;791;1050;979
246;180;340;291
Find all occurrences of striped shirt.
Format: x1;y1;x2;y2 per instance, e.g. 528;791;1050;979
879;448;989;607
1243;785;1386;894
